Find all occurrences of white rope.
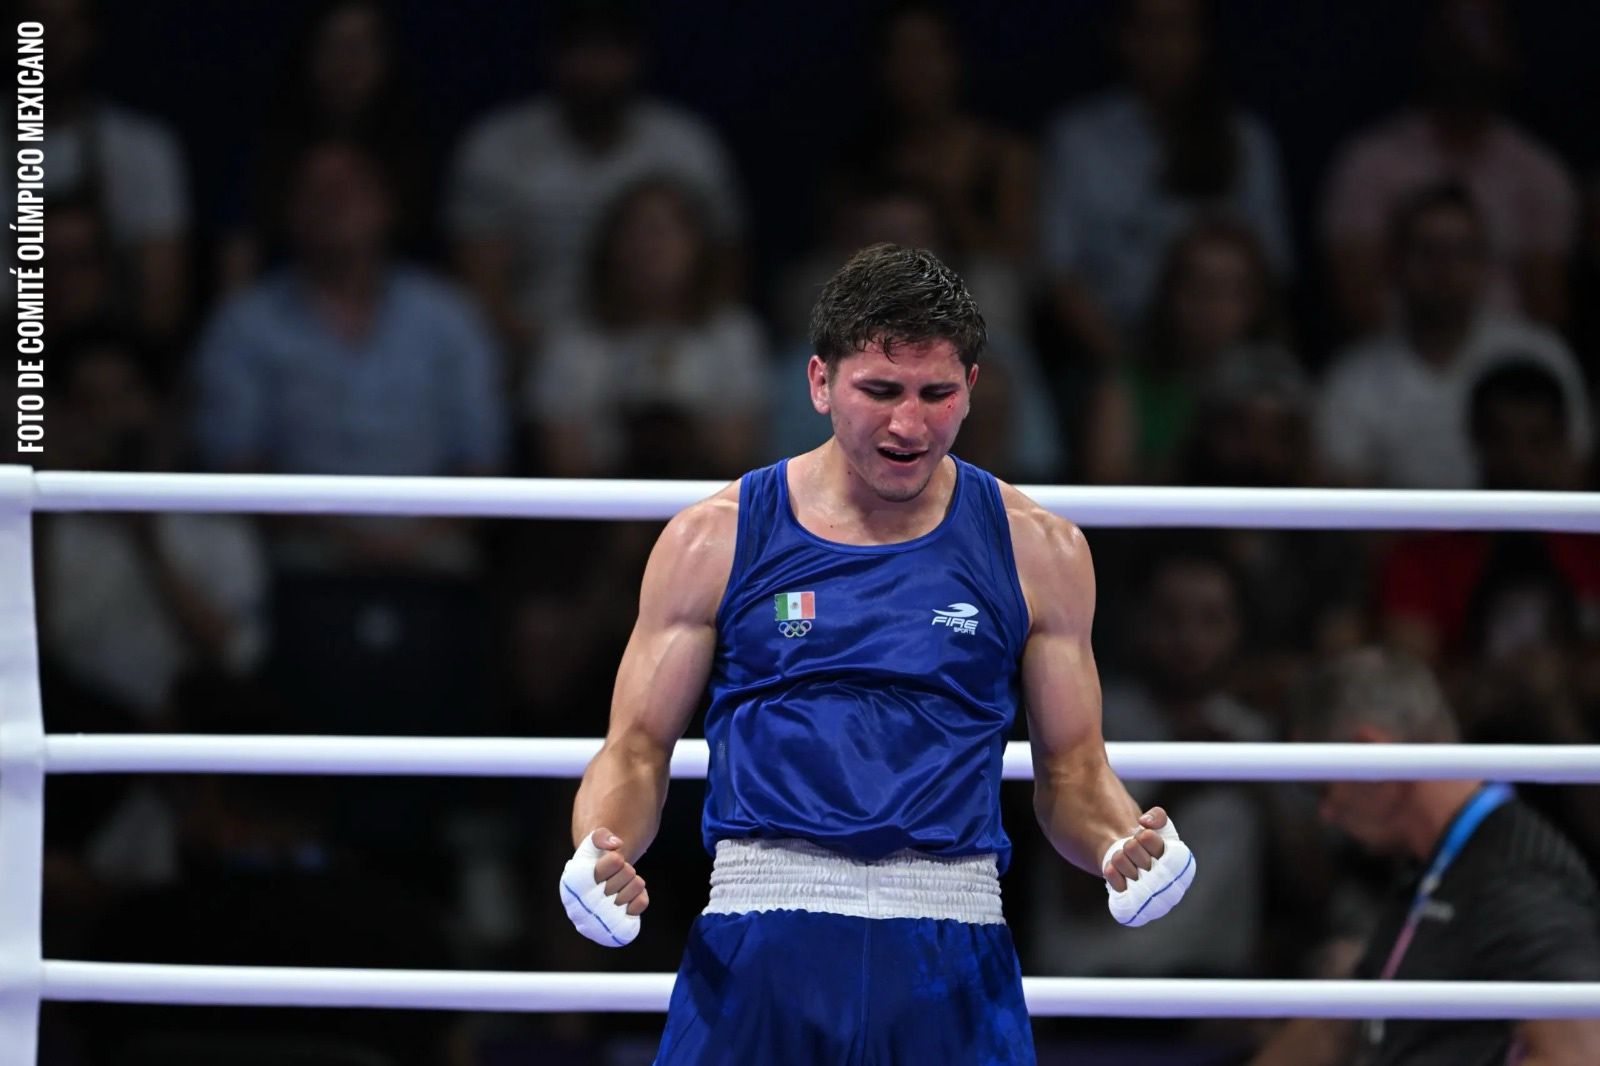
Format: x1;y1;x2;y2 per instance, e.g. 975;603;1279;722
37;962;1600;1018
22;468;1600;531
37;735;1600;784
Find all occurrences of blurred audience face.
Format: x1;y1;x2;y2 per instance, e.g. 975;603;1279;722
553;29;640;128
1118;0;1207;104
1170;234;1264;363
58;343;159;471
605;185;704;315
45;203;112;330
22;0;93;99
1139;557;1240;700
308;1;390;120
287;144;393;265
1396;200;1489;332
1190;391;1308;487
1473;382;1576;491
882;7;959;120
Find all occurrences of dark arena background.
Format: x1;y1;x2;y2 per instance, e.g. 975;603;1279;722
6;0;1600;1063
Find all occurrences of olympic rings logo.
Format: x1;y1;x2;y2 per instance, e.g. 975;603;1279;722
777;620;812;638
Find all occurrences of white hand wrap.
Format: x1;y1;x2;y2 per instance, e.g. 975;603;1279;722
1103;818;1195;928
559;836;640;947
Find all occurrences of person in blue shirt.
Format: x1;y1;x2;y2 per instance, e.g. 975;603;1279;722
562;243;1196;1064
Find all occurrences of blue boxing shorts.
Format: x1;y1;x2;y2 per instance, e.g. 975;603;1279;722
654;839;1035;1065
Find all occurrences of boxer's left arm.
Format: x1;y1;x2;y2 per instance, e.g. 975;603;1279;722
1005;491;1147;878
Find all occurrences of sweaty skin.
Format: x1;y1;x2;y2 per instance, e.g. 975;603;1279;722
570;338;1169;917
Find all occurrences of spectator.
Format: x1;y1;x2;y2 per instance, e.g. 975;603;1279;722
1570;170;1600;395
1251;648;1600;1066
1040;0;1292;364
833;1;1034;269
1082;218;1286;484
1316;182;1590;488
1181;346;1371;711
39;327;267;729
1027;545;1272;979
193;138;507;572
525;176;768;480
1321;0;1579;333
221;0;437;289
1379;360;1597;668
446;0;744;355
42;197;117;338
16;0;192;342
34;330;268;941
1182;344;1314;490
194;142;506;871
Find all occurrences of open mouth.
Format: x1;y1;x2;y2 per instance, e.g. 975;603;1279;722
877;446;924;466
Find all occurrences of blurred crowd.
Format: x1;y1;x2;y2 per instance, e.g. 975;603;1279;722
13;0;1600;1063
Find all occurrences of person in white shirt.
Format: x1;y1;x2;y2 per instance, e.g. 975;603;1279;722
447;1;743;355
16;0;192;341
526;177;767;479
1039;0;1293;363
1316;181;1590;489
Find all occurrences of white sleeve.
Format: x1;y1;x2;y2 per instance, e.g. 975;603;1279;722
159;515;268;673
103;110;191;240
1315;361;1380;483
709;310;770;415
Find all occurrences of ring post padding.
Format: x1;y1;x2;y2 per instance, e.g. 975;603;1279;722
0;467;44;1063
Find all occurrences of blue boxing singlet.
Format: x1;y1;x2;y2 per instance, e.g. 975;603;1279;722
702;455;1030;873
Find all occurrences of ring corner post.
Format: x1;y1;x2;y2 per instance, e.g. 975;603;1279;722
0;465;45;1063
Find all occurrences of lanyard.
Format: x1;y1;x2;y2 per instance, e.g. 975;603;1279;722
1376;781;1514;981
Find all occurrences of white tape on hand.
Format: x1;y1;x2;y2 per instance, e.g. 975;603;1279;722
560;836;641;947
1103;818;1195;928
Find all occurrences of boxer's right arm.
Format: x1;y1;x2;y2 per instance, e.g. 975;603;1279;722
570;487;739;863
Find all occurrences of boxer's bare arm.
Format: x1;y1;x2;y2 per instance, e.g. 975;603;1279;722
571;485;738;863
1003;484;1149;879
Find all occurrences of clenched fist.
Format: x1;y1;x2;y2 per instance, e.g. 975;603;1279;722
560;827;649;946
1101;807;1195;928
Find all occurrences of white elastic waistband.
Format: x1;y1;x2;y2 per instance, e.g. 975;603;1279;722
704;838;1004;924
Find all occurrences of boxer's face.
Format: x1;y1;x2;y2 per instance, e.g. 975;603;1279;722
809;338;977;503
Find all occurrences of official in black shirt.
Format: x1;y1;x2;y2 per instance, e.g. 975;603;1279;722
1252;648;1600;1066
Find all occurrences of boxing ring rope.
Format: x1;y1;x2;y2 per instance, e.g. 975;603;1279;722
4;467;1600;1061
38;964;1600;1020
38;735;1600;783
26;469;1600;530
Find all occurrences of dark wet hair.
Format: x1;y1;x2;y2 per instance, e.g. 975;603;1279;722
808;243;986;371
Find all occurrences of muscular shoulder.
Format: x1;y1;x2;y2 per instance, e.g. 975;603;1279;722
997;481;1094;634
643;483;740;625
